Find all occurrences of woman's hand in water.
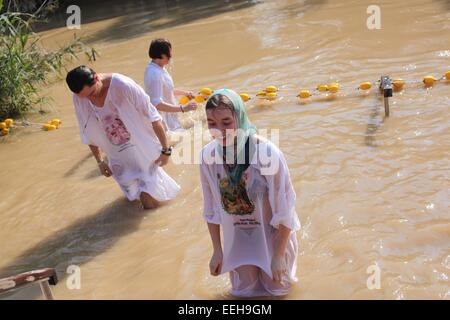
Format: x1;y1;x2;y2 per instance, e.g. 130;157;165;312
271;254;288;283
98;160;112;177
209;250;223;276
183;101;198;112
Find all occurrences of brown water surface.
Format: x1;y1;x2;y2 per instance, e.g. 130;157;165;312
1;0;449;299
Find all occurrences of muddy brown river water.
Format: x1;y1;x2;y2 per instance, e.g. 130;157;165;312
0;0;449;299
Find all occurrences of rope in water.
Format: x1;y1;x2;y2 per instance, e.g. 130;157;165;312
2;71;448;137
180;70;450;103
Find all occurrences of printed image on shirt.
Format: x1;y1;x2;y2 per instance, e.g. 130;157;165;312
101;114;131;145
218;175;255;216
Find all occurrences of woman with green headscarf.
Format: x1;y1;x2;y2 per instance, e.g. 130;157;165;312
199;89;300;297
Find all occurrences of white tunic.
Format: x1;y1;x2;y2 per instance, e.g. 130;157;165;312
73;73;180;201
144;62;182;131
200;137;300;280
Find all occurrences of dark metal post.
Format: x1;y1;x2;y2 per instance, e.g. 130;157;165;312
379;76;393;117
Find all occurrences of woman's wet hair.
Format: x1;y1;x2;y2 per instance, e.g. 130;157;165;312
205;94;235;113
66;65;96;93
148;38;172;59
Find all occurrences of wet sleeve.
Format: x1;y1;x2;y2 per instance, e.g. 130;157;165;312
263;146;301;231
73;96;94;145
200;162;222;225
144;69;164;107
128;79;162;123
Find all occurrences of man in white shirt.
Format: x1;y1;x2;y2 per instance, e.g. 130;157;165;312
66;65;180;209
144;38;197;131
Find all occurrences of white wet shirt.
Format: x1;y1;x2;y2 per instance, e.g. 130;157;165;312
73;73;180;201
144;61;182;131
200;137;300;279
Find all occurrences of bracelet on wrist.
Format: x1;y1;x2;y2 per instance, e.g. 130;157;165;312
161;146;173;156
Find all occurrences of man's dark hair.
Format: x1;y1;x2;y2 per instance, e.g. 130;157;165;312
148;38;172;59
66;65;96;93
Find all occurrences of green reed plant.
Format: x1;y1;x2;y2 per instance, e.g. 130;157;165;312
0;0;95;119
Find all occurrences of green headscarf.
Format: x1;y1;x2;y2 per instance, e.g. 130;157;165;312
208;88;257;186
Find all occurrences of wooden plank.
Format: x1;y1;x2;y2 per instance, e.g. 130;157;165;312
0;268;58;294
39;281;55;300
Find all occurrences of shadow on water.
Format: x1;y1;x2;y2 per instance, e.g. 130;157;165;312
364;101;385;147
84;168;103;179
36;0;260;43
0;198;147;299
63;152;105;179
63;152;92;178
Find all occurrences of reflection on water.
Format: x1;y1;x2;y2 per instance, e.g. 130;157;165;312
37;0;259;43
1;0;449;299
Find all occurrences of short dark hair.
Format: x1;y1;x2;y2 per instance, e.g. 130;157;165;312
148;38;172;59
66;65;96;93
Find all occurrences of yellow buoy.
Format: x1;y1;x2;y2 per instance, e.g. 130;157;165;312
359;82;372;90
297;90;311;99
265;86;278;93
194;95;206;103
328;83;340;93
423;75;437;86
1;128;9;136
239;93;251;102
445;71;450;80
199;87;213;96
0;122;6;130
265;92;277;100
392;79;405;91
179;96;190;105
317;84;328;92
43;124;57;131
50;120;60;128
256;91;267;97
5;118;14;127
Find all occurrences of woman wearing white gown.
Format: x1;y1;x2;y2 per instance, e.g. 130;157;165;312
200;89;300;297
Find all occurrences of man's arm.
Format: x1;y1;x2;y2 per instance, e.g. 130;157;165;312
152;120;171;167
151;120;168;149
89;145;112;177
89;145;103;163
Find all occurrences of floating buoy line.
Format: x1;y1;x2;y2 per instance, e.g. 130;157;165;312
179;70;450;117
0;118;62;137
2;71;448;138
